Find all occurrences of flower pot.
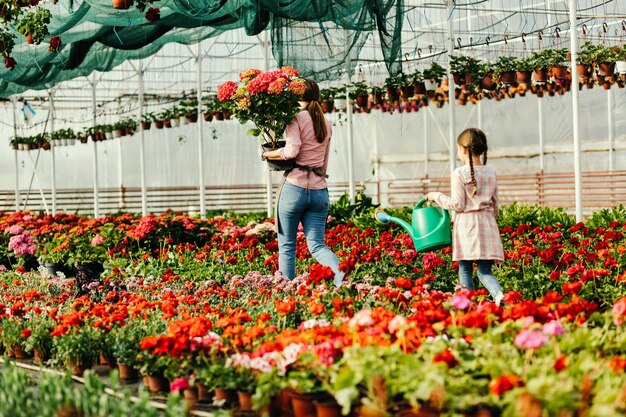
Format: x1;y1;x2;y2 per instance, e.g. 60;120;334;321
550;66;568;79
213;112;224;121
43;262;66;278
516;71;532;85
146;374;170;393
576;65;591;79
499;70;516;84
170;118;180;128
118;363;139;381
203;112;213;122
452;73;463;85
196;383;211;402
25;33;33;44
163;118;172;128
184;387;199;405
355;95;369;109
69;359;91;376
33;348;49;363
355;403;387;417
321;100;334;113
414;82;426;95
479;74;495;91
262;140;296;171
214;388;238;407
187;113;198;123
238;391;253;411
291;393;317;417
598;62;616;76
533;68;548;83
222;111;231;120
10;345;30;360
616;61;626;75
276;388;295;417
115;129;123;138
112;0;133;9
179;116;188;125
314;401;343;417
154;120;164;129
141;121;151;130
401;85;414;100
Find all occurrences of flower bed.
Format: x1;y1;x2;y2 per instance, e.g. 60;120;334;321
0;204;625;416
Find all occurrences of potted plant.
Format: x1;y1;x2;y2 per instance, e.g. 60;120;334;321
112;322;147;381
0;317;32;359
349;81;369;109
593;44;621;76
141;112;154;130
423;62;446;91
493;56;518;84
383;74;404;101
38;235;71;276
52;325;101;375
616;45;626;75
532;48;569;80
369;85;385;107
23;314;54;363
514;57;535;85
576;41;598;79
76;128;88;143
217;66;306;163
0;29;16;58
179;99;198;123
16;8;51;45
477;63;496;91
410;68;426;94
450;55;481;86
320;87;337;113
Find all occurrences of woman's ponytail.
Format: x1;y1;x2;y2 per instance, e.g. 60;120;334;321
303;79;327;143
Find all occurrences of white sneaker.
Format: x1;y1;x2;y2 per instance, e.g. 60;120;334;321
495;293;504;307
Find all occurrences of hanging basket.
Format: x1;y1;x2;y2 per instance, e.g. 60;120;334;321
112;0;133;9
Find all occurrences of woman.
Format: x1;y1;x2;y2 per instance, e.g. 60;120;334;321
261;79;344;287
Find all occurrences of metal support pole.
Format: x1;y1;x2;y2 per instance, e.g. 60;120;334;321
118;126;124;210
423;109;429;177
346;83;355;203
49;91;56;215
608;88;614;172
569;0;583;221
197;43;206;218
372;121;380;204
12;99;20;211
446;0;457;184
477;100;482;130
538;97;544;171
91;77;99;218
138;64;147;216
263;31;273;217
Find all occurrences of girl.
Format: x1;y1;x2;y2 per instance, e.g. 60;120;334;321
426;128;505;306
262;79;344;287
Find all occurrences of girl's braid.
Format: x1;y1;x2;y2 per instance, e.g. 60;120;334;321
468;146;477;197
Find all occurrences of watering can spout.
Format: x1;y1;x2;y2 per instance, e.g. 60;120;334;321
374;209;418;240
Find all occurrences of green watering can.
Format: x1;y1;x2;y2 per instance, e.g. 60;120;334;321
375;197;452;252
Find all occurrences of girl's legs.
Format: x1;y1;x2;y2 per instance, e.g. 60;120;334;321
277;183;306;280
476;260;504;305
301;188;344;287
457;260;475;290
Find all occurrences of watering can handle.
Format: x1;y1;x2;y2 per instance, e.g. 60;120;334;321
416;197;428;209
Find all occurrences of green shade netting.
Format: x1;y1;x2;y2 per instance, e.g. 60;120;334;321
0;0;404;97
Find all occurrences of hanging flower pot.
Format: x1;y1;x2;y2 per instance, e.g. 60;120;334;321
576;65;591;79
154;119;164;129
586;80;595;89
355;95;368;109
141;121;151;130
463;73;474;86
163;118;171;128
533;68;548;83
202;112;213;122
414;82;426;95
597;62;616;77
479;74;496;91
603;81;612;90
550;66;568;79
452;73;463;85
386;88;400;102
400;85;414;100
516;71;532;85
112;0;133;9
424;79;439;91
498;71;516;84
321;100;334;113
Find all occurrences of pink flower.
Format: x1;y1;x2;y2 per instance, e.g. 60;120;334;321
388;315;407;333
280;66;300;78
451;294;471;310
612;297;626;325
287;79;306;95
7;225;24;235
9;233;37;256
514;330;548;350
349;308;374;328
91;235;105;246
542;320;566;336
217;81;238;102
169;377;189;392
267;78;288;95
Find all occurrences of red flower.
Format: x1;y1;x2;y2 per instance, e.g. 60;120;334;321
48;36;62;53
145;7;160;22
432;348;458;368
553;355;568;372
21;329;32;338
488;374;524;396
609;356;626;372
217;81;238;102
4;56;17;70
562;281;583;295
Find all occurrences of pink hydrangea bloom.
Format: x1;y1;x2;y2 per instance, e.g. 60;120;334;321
91;235;105;246
169;377;189;392
7;225;24;235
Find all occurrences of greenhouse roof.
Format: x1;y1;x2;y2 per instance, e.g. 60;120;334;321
1;0;626;110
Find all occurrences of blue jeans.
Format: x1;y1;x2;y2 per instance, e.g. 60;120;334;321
277;182;344;286
458;260;503;301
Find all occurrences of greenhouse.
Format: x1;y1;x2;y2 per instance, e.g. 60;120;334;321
0;1;625;416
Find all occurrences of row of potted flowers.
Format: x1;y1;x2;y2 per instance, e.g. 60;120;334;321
1;204;626;415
